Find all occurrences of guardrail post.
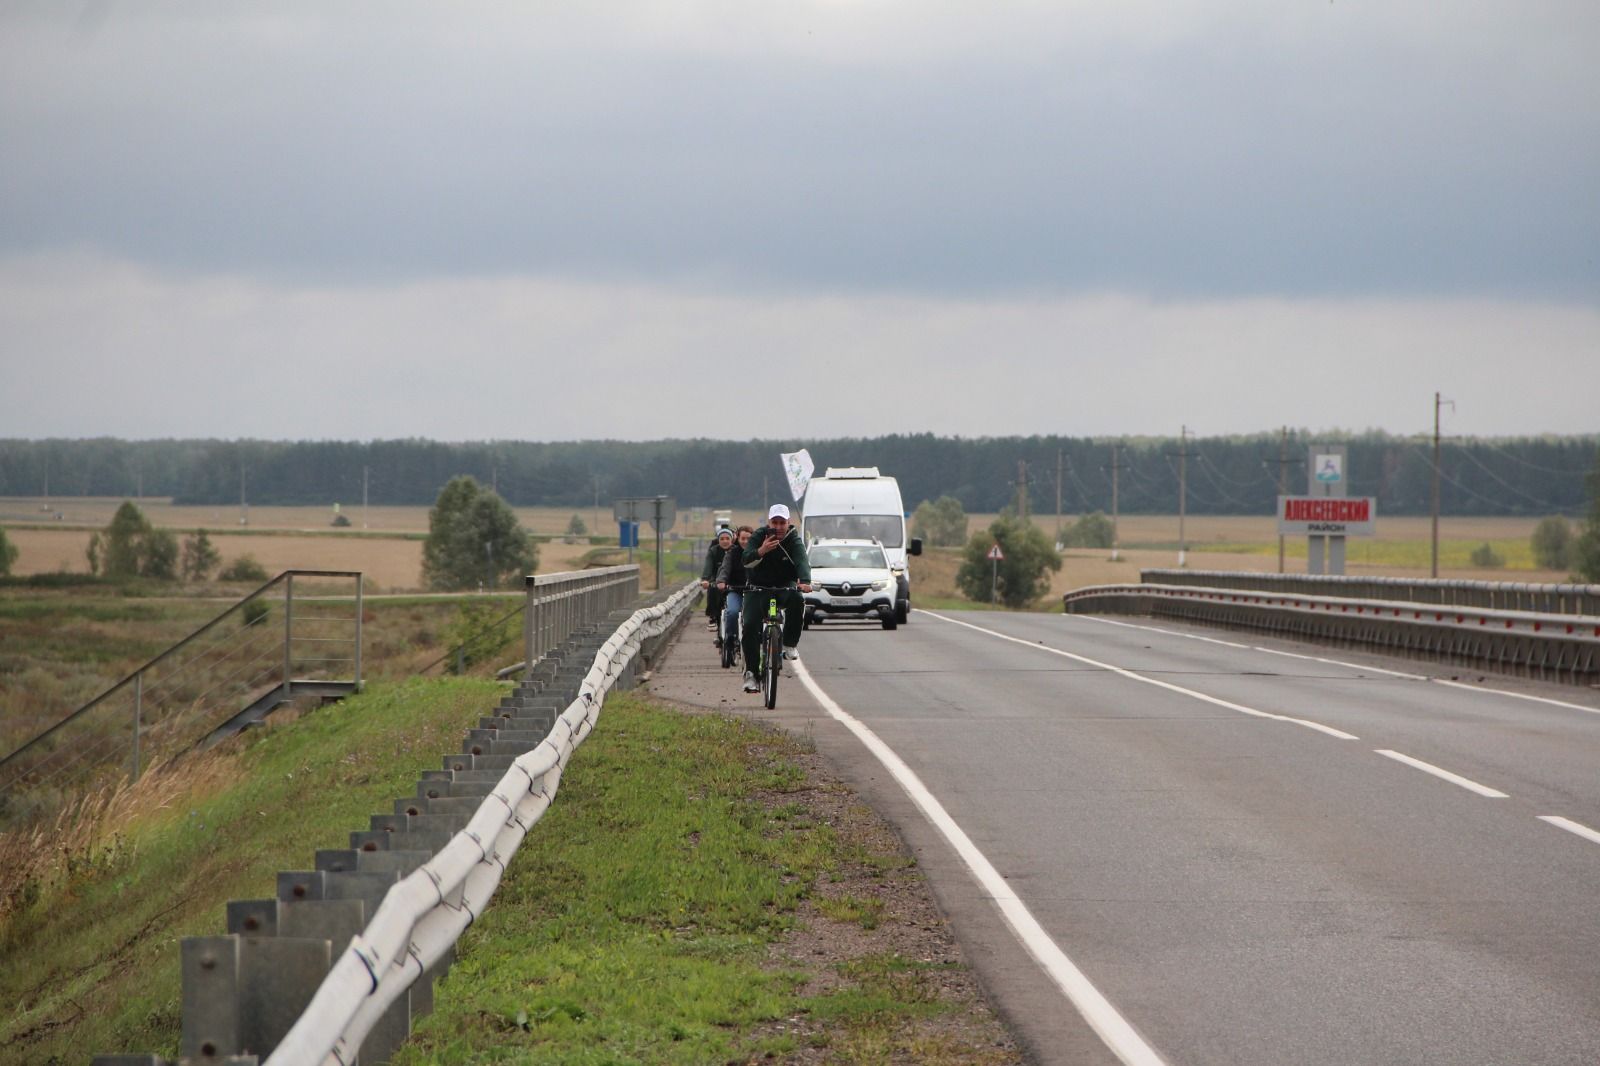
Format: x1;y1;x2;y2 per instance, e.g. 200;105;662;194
354;573;364;691
131;672;142;783
523;575;536;681
283;573;294;702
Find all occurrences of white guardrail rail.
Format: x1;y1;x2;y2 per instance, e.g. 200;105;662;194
1063;581;1600;684
260;578;699;1065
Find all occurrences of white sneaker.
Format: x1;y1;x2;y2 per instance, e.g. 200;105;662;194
782;646;799;661
742;671;759;693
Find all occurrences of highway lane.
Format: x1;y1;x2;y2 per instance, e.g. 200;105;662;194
790;609;1600;1066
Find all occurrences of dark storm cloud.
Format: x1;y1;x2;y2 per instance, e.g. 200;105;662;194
2;1;1597;301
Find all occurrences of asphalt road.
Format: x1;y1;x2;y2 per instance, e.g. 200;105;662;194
751;608;1600;1066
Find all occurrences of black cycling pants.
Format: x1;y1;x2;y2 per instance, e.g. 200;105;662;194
740;587;804;669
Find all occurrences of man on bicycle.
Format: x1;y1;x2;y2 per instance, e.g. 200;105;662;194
739;504;812;693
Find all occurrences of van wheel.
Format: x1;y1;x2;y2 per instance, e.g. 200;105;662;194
882;613;898;630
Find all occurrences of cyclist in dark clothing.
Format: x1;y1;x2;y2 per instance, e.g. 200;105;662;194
715;525;754;650
701;527;734;636
738;505;811;692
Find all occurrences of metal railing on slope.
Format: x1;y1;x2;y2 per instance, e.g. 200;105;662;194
1141;568;1600;617
0;570;363;822
263;579;698;1065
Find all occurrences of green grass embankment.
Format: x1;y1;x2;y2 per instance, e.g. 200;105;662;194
4;682;1013;1064
0;677;500;1063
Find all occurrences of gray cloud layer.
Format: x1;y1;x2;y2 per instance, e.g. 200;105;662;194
4;1;1597;300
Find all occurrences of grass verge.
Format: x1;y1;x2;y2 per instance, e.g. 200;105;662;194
395;692;1016;1064
3;681;1017;1065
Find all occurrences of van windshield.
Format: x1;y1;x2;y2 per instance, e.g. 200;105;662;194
811;545;888;569
804;514;903;548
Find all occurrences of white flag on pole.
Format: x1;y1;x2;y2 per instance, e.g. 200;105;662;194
781;449;815;501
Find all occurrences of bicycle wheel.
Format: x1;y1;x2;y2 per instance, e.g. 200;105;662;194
720;618;737;669
763;623;782;709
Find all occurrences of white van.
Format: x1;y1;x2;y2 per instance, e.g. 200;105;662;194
801;467;923;624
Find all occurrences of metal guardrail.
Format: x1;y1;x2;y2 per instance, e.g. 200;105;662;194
517;564;642;678
0;570;363;822
1141;568;1600;617
1066;581;1600;684
262;579;698;1065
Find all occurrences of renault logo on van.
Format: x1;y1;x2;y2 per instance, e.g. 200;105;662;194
840;581;853;595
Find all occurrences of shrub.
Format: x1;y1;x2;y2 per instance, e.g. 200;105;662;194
331;513;352;528
422;476;538;590
0;527;17;576
565;513;588;536
1530;516;1573;570
218;555;270;583
241;600;270;628
955;515;1062;607
911;496;967;547
181;530;221;581
1469;542;1505;568
1061;511;1115;549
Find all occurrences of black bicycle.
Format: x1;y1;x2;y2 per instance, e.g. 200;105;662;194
735;584;794;709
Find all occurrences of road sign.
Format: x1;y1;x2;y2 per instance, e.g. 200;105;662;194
612;496;677;532
987;543;1005;561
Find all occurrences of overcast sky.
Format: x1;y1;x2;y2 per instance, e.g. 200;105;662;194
2;1;1596;442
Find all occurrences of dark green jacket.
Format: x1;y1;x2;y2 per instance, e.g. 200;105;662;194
701;541;729;581
742;525;810;586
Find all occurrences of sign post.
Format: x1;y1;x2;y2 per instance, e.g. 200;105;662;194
987;542;1004;603
1305;445;1348;575
613;496;676;587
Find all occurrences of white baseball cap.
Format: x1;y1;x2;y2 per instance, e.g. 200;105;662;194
767;504;791;521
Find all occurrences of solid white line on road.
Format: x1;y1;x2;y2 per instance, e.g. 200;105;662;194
1071;614;1429;680
1073;614;1600;716
1537;816;1600;846
923;610;1360;741
1374;749;1510;798
791;658;1169;1066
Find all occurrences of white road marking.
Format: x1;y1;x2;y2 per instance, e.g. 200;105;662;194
924;611;1360;740
1537;815;1600;846
1072;613;1600;715
1374;750;1509;798
791;658;1169;1066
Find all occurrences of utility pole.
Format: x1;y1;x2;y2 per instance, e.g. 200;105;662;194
1108;441;1124;562
1430;392;1453;578
592;475;600;537
240;462;248;527
1277;428;1288;573
1016;459;1029;521
1055;448;1064;548
1173;426;1195;566
362;466;370;529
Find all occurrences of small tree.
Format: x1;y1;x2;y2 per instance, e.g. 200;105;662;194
1530;516;1573;570
956;514;1062;607
1061;511;1115;549
566;513;588;536
89;501;177;580
422;475;538;590
182;529;222;581
912;496;968;547
0;527;18;576
1574;450;1600;582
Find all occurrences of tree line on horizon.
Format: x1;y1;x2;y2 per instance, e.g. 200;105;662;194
0;433;1596;518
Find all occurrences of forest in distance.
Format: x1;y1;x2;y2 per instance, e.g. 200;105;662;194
1;432;1596;518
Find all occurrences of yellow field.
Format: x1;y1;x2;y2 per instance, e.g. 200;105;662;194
2;500;1578;593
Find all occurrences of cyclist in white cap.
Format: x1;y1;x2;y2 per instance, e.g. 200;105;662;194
737;503;812;692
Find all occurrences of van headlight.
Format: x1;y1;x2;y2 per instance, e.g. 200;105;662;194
870;579;891;590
